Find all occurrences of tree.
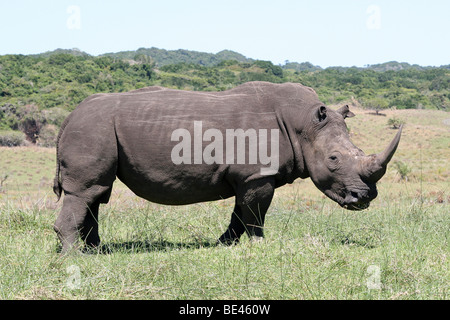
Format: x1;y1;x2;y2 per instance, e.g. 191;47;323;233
364;96;389;115
387;117;405;129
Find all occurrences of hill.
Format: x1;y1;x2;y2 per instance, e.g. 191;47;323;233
365;61;430;72
29;47;450;72
282;61;322;72
101;47;252;67
32;47;252;67
32;48;92;58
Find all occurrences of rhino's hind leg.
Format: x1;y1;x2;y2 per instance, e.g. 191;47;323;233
54;194;91;253
55;191;111;253
54;177;114;253
79;199;101;249
218;204;244;245
218;177;275;245
79;185;113;250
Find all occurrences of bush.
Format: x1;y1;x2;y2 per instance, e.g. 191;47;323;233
37;124;58;147
17;104;44;144
387;117;405;129
41;108;70;127
394;160;412;181
0;130;25;147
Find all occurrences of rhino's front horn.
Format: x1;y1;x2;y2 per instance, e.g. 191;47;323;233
361;125;403;183
378;124;403;167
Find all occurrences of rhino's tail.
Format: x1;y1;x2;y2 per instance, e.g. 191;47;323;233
53;114;72;201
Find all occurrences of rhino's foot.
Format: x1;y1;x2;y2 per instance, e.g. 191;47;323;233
56;238;83;255
217;233;240;246
81;231;101;250
81;245;102;254
80;239;101;254
250;235;264;243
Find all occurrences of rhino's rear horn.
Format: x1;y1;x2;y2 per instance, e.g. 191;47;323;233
362;125;403;183
337;105;355;119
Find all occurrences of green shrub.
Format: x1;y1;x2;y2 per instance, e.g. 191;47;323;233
41;108;70;127
37;124;58;147
0;130;25;147
387;117;405;129
394;160;412;181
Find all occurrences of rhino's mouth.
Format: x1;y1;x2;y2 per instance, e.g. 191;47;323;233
340;191;371;211
342;201;370;211
325;190;371;211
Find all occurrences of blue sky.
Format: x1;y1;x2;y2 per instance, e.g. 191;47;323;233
1;0;449;67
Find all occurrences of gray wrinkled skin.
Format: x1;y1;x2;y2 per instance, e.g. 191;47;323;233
53;81;402;252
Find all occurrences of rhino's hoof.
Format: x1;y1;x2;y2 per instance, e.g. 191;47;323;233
217;237;239;246
250;235;264;243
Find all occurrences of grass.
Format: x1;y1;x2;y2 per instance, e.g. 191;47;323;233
0;107;448;300
0;193;447;299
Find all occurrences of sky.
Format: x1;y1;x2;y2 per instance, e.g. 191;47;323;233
1;0;449;68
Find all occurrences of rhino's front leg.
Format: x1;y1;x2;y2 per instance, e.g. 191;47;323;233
218;177;275;245
79;199;101;249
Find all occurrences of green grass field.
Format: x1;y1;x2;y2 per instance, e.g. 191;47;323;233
0;107;448;300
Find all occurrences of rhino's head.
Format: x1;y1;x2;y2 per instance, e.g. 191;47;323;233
302;105;402;210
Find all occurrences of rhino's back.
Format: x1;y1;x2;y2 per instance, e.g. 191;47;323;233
110;81;320;134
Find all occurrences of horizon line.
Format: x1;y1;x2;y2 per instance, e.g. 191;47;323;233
1;46;448;70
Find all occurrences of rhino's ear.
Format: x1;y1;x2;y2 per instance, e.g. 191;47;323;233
337;105;355;119
318;106;327;122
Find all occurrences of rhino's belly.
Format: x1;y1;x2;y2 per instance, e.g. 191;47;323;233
117;174;235;205
116;157;235;205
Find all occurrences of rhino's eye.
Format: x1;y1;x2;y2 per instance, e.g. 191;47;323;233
327;153;341;171
329;154;340;162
